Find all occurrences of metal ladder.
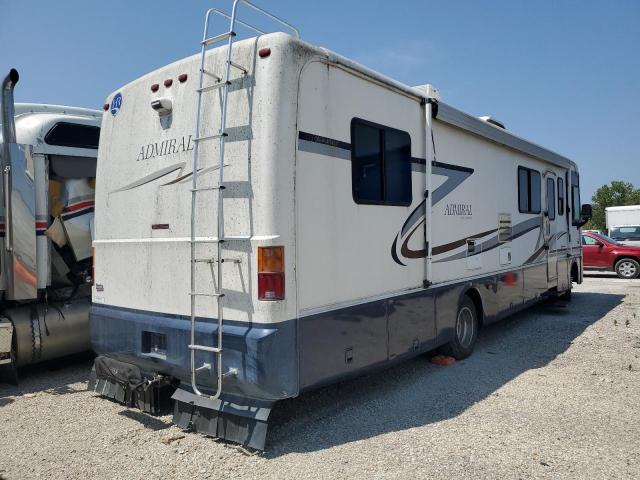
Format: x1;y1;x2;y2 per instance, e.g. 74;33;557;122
188;1;299;401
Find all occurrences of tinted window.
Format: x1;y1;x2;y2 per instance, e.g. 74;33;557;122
351;119;412;206
610;226;640;240
352;123;382;203
517;166;541;214
571;171;581;225
557;178;565;215
546;177;556;220
44;122;100;150
518;168;528;212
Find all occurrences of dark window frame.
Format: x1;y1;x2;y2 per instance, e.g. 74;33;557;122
350;118;412;207
44;122;100;150
517;166;542;214
546;177;556;220
557;177;565;216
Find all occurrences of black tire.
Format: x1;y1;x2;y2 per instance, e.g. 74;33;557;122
440;295;478;360
615;258;640;279
559;288;572;301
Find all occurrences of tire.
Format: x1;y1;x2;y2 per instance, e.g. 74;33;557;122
440;295;478;360
615;258;640;279
559;288;572;301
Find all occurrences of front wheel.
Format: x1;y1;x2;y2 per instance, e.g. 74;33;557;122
615;258;640;279
440;296;478;360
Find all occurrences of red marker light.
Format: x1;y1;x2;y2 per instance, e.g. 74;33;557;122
164;79;173;87
178;73;188;83
102;103;109;111
258;47;271;58
150;83;159;92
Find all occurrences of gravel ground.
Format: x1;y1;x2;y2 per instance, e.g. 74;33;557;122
1;274;639;479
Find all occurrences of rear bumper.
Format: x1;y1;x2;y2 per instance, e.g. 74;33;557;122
90;304;298;401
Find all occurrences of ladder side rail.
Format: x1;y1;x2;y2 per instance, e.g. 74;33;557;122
207;8;266;36
231;0;300;38
189;9;219;399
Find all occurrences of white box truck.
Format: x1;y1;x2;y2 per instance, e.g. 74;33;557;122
606;205;640;246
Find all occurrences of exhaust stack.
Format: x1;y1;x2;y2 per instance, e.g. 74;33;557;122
1;69;20;165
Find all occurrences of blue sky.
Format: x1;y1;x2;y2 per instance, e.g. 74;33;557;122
1;0;638;199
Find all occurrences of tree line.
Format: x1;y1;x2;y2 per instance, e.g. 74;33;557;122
583;181;640;231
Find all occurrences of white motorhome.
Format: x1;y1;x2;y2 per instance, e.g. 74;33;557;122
606;205;640;246
89;3;591;450
0;69;100;383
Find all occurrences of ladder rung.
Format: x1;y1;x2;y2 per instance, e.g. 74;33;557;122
191;185;225;192
227;60;248;74
189;292;225;297
197;81;230;93
201;31;236;46
189;236;251;244
201;69;222;82
192;257;241;264
189;344;222;353
194;132;227;142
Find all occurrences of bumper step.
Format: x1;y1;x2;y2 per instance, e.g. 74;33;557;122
172;388;273;451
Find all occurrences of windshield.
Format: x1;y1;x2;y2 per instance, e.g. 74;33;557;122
596;233;622;245
610;226;640;240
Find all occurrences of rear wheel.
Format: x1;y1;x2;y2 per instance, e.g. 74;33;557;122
441;296;478;360
615;258;640;279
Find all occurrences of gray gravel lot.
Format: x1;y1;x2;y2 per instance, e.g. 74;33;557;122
1;274;639;479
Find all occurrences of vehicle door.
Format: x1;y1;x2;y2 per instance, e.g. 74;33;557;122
544;172;558;287
581;234;607;268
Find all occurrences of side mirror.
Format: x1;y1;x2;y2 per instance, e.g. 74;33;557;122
577;203;592;227
596;242;605;248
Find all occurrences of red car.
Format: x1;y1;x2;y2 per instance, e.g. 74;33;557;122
582;231;640;279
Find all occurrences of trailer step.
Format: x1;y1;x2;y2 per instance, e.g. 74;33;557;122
189;292;225;298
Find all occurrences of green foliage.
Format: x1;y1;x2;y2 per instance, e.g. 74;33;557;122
589;181;640;230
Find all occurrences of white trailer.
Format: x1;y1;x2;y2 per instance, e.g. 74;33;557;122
0;69;100;383
606;205;640;245
89;3;591;450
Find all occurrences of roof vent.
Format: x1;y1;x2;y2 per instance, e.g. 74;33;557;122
478;116;506;129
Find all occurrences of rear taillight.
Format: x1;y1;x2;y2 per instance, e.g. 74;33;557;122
258;246;284;301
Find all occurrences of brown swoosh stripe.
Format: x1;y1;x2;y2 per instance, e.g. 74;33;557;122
432;229;498;256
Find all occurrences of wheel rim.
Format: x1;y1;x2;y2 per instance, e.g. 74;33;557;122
618;261;637;278
456;306;475;349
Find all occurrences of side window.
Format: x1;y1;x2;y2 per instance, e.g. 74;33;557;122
582;235;598;246
571;171;581;225
517;166;541;214
351;118;412;206
557;177;565;216
546;177;556;220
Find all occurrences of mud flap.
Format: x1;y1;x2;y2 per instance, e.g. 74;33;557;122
88;356;176;415
172;387;273;451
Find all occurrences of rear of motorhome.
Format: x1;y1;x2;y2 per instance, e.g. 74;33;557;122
89;3;591;450
0;69;100;383
606;205;640;246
